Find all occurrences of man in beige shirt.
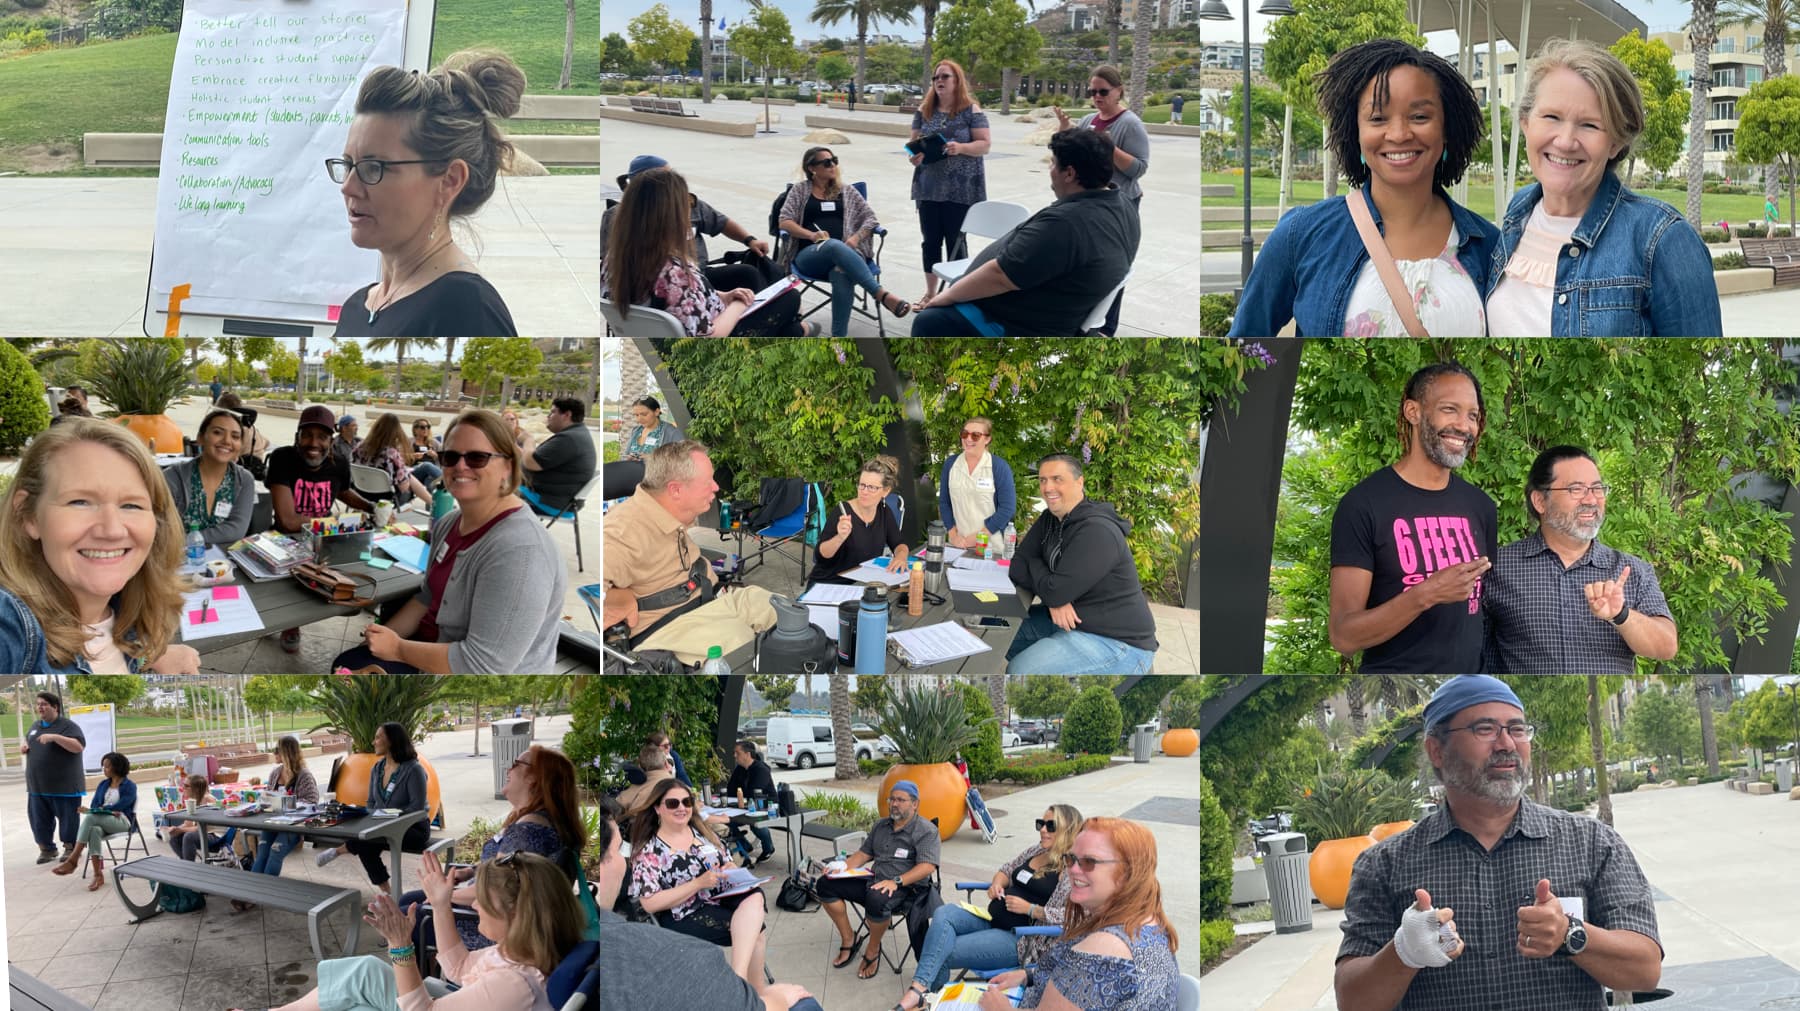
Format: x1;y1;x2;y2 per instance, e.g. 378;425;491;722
604;439;776;665
615;745;675;817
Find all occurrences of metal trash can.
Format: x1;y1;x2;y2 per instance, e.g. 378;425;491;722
1133;723;1156;763
491;718;532;798
1257;832;1314;934
1778;759;1795;793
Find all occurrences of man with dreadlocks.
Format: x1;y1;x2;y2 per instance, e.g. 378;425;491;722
1327;361;1497;674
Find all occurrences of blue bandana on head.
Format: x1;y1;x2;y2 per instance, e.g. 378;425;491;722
892;780;919;802
1423;675;1525;733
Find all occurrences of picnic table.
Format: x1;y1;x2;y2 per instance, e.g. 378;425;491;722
9;966;86;1011
162;805;427;902
185;559;424;655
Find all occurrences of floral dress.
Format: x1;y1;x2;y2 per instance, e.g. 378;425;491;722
600;256;723;337
628;828;725;922
1341;223;1487;337
459;819;563;950
1021;922;1179;1010
910;104;990;206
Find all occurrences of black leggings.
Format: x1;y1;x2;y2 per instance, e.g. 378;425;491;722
348;820;433;887
918;200;973;278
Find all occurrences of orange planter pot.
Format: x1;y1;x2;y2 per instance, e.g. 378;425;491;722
116;414;184;455
332;752;443;824
1161;728;1198;757
1368;820;1416;842
878;762;968;841
1308;835;1375;910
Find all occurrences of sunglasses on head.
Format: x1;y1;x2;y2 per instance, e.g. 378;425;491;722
662;796;696;810
1070;854;1121;872
441;450;508;469
809;157;839;168
1087;87;1113;97
1035;818;1057;832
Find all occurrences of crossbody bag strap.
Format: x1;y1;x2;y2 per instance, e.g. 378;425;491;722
1346;190;1430;338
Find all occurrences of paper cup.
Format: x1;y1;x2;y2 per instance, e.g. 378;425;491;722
184;799;196;813
374;502;394;526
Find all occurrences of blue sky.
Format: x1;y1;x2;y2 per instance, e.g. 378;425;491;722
603;0;932;47
1207;0;1702;54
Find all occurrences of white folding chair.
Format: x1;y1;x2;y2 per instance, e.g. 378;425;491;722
349;463;395;502
931;200;1031;286
601;301;687;338
1079;270;1133;335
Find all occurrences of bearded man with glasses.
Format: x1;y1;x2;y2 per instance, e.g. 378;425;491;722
1335;675;1663;1011
1484;445;1678;674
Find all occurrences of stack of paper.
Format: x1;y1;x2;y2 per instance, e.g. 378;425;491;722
178;585;265;642
888;621;993;668
947;566;1016;594
712;866;772;897
798;584;865;605
843;559;910;586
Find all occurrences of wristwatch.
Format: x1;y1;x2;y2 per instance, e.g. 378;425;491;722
892;875;904;886
1562;914;1588;955
1611;605;1630;626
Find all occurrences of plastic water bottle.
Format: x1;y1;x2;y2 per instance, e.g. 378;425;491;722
185;524;205;571
701;645;731;676
1004;523;1017;560
854;586;888;674
983;531;996;561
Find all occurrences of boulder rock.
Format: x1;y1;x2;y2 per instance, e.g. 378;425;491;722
503;150;549;177
805;129;849;144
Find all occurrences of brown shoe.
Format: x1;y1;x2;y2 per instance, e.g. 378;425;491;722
51;844;83;875
87;858;104;891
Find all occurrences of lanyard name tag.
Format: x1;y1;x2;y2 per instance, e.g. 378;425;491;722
895;847;909;859
213;498;233;519
432;540;450;563
976;477;994;490
821;201;836;211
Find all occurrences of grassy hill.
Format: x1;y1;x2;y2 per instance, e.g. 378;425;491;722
0;0;596;174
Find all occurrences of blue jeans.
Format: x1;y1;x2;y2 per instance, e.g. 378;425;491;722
1004;605;1156;675
913;903;1024;991
412;462;442;488
250;831;301;875
28;794;80;849
910;303;1006;337
794;239;882;337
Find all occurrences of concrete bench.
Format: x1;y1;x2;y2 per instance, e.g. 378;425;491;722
628;96;699;117
1748;781;1775;795
598;106;758;136
112;855;361;961
804;114;914;138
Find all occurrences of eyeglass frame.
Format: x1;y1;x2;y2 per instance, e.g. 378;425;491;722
661;796;697;810
1069;854;1122;872
856;481;887;492
325;156;447;186
961;429;990;441
1086;87;1114;97
1441;720;1536;742
440;449;510;470
1542;483;1611;499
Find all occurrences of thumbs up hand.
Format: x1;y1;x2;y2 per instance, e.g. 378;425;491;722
1393;888;1463;968
1516;878;1569;959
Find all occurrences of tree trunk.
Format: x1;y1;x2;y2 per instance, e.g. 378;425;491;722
1687;0;1715;230
1128;0;1151;118
1279;103;1294;217
439;338;456;403
1323;147;1338;200
1108;0;1122;65
1697;674;1719;776
560;0;576;91
1346;679;1366;738
1001;67;1014;115
855;18;868;100
294;335;307;409
830;674;856;779
920;1;938;95
1588;676;1614;827
1313;700;1330;735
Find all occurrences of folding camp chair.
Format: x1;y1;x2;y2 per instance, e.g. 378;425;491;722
729;478;827;585
771;181;889;336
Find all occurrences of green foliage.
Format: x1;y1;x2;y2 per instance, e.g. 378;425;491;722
563;676;604;793
956;681;1004;783
1008;676;1081;719
730;1;800;127
747;675;800;712
1286;765;1419;841
1200;294;1238;339
1261;0;1422;111
1200;768;1234;920
67;675;144;711
1715;252;1748;270
580;677;725;792
858;756;898;777
851;675;892;717
804;789;882;830
1200;918;1237;966
989;752;1112;784
1343;704;1423;778
1736;75;1800;230
627;4;694;93
88;0;180;38
1272;341;1800;674
0;340;49;454
933;0;1040;90
1729;679;1800;751
77;338;188;417
1624;686;1702;767
1610;31;1688;178
878;683;987;764
602;32;635;74
1062;684;1123;756
308;675;445;754
816;52;854;86
1200;676;1347;822
1222;82;1323;151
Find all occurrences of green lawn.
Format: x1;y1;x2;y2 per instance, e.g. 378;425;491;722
1203;171;1787;231
0;0;597;174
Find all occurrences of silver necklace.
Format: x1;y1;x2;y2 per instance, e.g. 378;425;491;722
367;238;455;324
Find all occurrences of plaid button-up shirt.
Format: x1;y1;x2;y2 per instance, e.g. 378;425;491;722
1484;533;1672;674
1337;797;1661;1011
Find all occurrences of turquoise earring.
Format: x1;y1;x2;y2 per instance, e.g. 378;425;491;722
1359;153;1366;166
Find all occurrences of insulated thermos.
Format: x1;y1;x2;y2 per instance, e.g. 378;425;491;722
925;520;947;596
837;599;859;667
854;585;888;674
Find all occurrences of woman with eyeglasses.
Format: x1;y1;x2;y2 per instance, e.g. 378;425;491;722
809;454;910;584
937;416;1015;552
976;817;1179;1011
628;777;770;988
891;805;1083;1011
1051;64;1151;335
326;51;522;339
909;60;992;311
778;146;918;335
328;410;567;674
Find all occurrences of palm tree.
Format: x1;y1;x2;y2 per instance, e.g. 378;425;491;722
809;0;915;100
701;0;714;102
1345;678;1367;738
986;675;1007;728
918;0;943;94
439;338;458;402
181;338;210;375
365;338;441;396
1587;676;1614;826
1689;0;1720;228
1696;674;1721;776
1128;0;1153;117
1107;0;1124;64
1718;0;1800;204
829;673;856;780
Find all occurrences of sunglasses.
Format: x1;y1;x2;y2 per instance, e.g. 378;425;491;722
809;157;839;168
441;450;509;469
1035;819;1057;832
961;430;989;440
662;796;696;810
1070;855;1122;872
509;758;533;771
932;74;954;81
1087;88;1113;97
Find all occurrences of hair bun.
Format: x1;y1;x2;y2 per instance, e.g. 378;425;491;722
439;49;525;120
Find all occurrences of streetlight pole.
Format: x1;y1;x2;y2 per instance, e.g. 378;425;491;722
1198;0;1294;292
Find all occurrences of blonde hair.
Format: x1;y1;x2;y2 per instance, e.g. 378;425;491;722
964;416;994;437
1519;38;1642;171
641;439;710;491
442;409;524;496
799;146;842;199
473;852;586;977
0;418;189;668
1042;803;1085;869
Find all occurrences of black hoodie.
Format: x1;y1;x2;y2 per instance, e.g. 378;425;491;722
1009;497;1158;652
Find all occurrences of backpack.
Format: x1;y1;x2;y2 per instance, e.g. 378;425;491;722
158;884;205;914
776;858;827;913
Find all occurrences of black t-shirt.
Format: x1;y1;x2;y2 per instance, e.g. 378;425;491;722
964;186;1140;336
264;445;352;523
334;271;519;339
1329;466;1497;674
809;501;903;585
528;425;597;511
803;194;846;241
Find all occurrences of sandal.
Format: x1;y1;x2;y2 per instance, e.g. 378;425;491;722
831;938;863;969
894;980;930;1010
858;951;882;979
879;291;913;318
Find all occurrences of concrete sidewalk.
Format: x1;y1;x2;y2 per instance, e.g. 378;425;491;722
745;745;1198;1008
1;714;575;1009
1204;783;1800;1010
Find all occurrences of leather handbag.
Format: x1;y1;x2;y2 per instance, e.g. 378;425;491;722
1346;189;1430;337
292;561;376;609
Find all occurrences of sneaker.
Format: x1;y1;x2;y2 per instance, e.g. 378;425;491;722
35;848;57;865
280;628;302;654
315;847;339;868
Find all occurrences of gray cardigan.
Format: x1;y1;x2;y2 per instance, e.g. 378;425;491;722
1080;108;1150;202
367;758;427;814
162;458;257;546
420;505;568;674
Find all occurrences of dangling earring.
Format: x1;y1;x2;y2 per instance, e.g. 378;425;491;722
1359;153;1366;166
1441;150;1448;163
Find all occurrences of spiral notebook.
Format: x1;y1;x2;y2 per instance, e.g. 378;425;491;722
887;621;992;668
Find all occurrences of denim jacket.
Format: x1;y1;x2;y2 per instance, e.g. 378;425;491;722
0;587;144;675
1487;172;1722;336
1228;183;1501;337
89;777;139;831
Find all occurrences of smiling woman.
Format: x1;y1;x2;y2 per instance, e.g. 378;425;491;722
0;418;198;676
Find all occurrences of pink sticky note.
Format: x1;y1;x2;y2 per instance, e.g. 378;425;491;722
211;585;241;601
326;304;342;322
188;608;218;624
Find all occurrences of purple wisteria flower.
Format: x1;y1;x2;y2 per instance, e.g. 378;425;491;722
1242;341;1276;366
1082;441;1092;464
835;345;848;365
988;372;1002;394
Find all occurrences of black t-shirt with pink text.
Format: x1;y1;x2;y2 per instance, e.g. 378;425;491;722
1330;466;1497;674
264;445;351;522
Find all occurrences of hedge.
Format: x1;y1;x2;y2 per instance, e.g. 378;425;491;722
957;681;1005;783
1201;918;1237;966
989;753;1113;785
1201;768;1233;921
1063;685;1122;757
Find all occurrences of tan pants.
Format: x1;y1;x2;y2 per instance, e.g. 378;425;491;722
637;586;778;665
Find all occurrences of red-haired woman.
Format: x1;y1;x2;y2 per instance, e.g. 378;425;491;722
909;59;992;310
976;817;1179;1011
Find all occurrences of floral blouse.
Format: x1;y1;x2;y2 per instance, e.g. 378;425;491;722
910;104;990;205
1021;922;1179;1010
354;444;413;495
462;817;563;950
628;827;725;921
600;256;723;337
1342;222;1486;337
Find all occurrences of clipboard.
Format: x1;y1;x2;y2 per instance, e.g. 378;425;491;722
906;131;950;165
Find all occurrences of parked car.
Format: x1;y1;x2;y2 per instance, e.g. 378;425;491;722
766;715;876;769
1014;719;1058;744
1001;728;1022;748
739;717;769;740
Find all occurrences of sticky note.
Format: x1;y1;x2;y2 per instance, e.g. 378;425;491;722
326;304;342;322
211;585;241;601
366;557;394;570
975;591;999;602
188;608;218;624
359;551;373;561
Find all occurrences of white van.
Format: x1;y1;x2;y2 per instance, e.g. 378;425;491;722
765;715;877;769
